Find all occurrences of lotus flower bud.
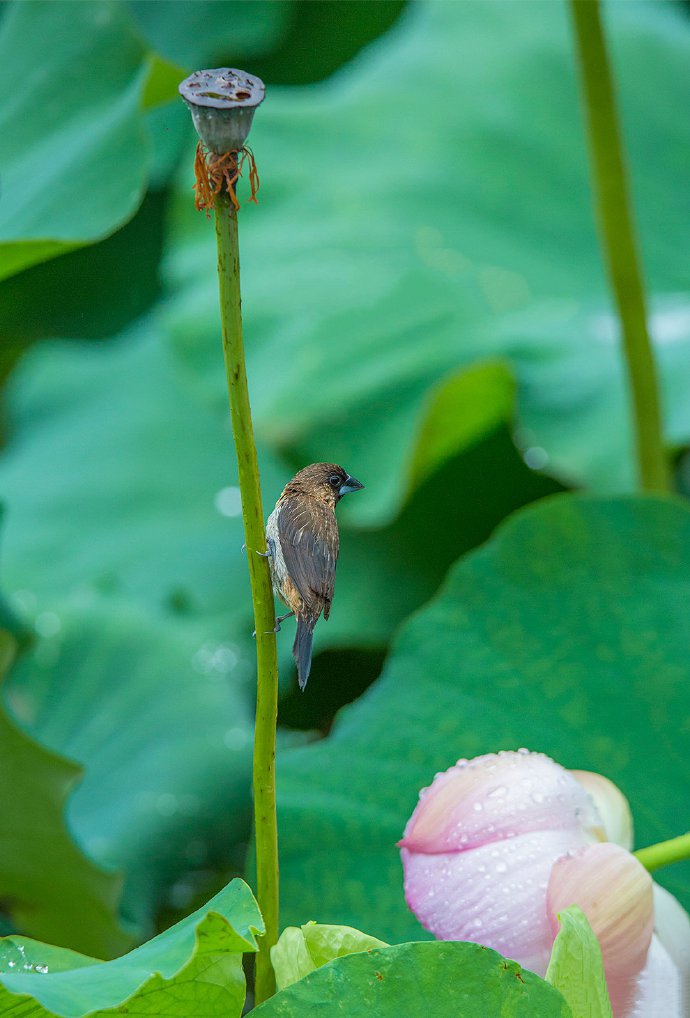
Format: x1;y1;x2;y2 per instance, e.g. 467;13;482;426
400;749;690;1017
400;750;604;975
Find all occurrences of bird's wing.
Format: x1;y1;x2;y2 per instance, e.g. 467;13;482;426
277;496;339;614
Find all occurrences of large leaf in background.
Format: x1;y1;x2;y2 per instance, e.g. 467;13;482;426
163;0;690;522
128;0;406;86
0;324;558;659
0;191;168;388
275;496;690;940
0;322;284;616
0;629;130;958
5;593;255;939
0;0;154;280
127;0;290;70
249;1;407;86
0;879;262;1017
254;941;572;1017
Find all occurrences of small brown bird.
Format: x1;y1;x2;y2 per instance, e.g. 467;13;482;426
265;463;364;690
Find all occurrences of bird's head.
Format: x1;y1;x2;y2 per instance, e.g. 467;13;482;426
284;463;364;507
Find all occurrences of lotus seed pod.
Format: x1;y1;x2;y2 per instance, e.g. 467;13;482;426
179;68;265;153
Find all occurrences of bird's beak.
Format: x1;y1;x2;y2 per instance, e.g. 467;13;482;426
339;474;364;496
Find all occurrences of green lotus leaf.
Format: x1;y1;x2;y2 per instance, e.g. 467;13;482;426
162;0;690;520
0;0;153;280
0;629;130;958
255;941;572;1017
276;495;690;938
0;878;262;1017
5;593;256;942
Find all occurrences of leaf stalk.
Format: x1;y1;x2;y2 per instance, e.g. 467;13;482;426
569;0;669;492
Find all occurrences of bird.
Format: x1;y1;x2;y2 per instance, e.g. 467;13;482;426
264;463;364;690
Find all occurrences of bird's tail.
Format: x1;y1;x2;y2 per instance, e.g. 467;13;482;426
293;615;316;691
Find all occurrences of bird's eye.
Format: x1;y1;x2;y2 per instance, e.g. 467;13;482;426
329;474;341;487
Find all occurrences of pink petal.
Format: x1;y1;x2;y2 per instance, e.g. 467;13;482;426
403;826;593;976
400;751;603;854
547;843;654;1016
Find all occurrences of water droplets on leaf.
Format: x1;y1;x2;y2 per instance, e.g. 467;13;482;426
192;640;239;675
523;446;549;471
214;485;242;518
34;611;61;638
224;725;250;751
156;793;179;817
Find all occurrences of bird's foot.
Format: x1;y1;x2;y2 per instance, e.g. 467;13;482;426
273;610;295;633
242;539;274;558
252;609;293;638
259;538;276;559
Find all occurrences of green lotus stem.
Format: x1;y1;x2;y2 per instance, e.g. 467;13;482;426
635;832;690;873
213;191;279;1004
569;0;669;492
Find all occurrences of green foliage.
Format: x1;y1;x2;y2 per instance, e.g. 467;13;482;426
164;0;690;509
4;593;255;939
255;941;572;1017
0;630;130;958
0;1;153;280
271;922;387;990
0;322;284;615
0;879;262;1017
126;0;290;70
276;495;690;939
0;3;688;1005
546;907;613;1018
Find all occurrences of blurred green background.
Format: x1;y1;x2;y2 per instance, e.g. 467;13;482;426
0;0;689;959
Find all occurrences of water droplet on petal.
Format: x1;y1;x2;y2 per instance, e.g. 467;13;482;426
487;785;508;798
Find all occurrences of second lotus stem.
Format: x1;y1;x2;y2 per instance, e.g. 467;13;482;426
569;0;669;492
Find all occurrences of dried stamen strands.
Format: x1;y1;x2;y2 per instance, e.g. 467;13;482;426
192;144;260;214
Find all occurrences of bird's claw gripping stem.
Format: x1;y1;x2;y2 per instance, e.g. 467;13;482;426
253;609;294;638
273;610;295;633
242;539;274;558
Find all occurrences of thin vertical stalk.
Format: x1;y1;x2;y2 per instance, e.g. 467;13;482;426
213;190;279;1004
569;0;669;492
